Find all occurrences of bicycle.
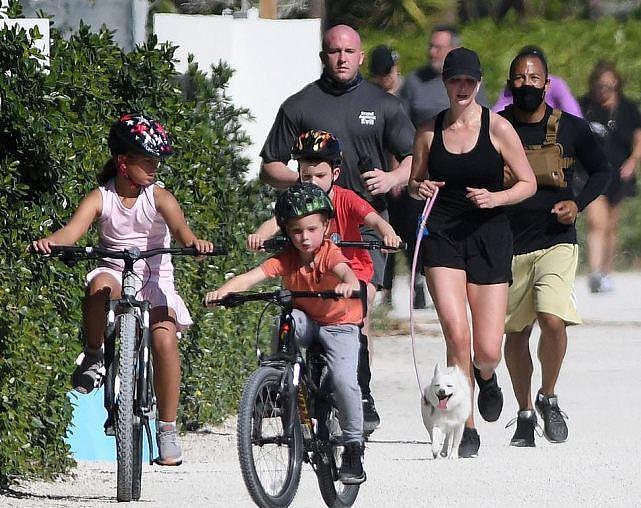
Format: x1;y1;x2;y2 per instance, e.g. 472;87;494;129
262;235;406;253
39;244;226;502
211;288;365;508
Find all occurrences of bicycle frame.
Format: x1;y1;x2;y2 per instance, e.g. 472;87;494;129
243;291;352;461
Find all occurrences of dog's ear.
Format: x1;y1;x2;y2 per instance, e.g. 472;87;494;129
434;363;440;376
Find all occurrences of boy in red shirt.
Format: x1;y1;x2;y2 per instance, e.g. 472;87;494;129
206;182;366;484
247;130;402;435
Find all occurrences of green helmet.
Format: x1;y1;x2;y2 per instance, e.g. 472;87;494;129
275;182;334;231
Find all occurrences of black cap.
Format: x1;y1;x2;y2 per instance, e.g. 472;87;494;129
442;47;482;81
369;45;398;77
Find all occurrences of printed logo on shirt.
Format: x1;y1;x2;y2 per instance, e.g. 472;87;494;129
359;111;376;126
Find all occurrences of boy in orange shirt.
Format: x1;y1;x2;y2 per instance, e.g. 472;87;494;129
205;182;366;485
247;130;402;435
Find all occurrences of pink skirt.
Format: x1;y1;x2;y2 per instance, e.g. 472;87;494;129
86;267;193;331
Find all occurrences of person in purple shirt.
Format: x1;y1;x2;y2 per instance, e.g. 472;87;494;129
492;46;582;118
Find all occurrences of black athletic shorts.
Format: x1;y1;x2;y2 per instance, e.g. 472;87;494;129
420;215;513;285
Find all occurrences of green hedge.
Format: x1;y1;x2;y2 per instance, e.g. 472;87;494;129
0;2;274;485
363;15;641;264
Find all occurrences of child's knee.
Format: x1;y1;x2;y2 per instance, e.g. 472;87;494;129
152;331;179;357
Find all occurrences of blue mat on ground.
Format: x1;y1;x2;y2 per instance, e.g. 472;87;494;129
66;387;153;462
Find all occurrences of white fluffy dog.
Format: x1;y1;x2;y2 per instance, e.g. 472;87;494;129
421;364;472;459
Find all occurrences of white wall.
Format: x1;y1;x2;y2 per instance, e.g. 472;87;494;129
154;10;322;179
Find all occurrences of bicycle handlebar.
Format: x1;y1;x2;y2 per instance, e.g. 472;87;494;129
38;245;227;265
262;236;406;253
208;288;362;309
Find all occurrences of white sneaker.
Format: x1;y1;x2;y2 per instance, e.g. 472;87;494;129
155;422;183;466
599;273;615;293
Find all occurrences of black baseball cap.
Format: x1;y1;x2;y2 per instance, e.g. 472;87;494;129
442;47;482;81
369;45;398;77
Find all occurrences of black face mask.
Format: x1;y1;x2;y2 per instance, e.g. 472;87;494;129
511;84;545;112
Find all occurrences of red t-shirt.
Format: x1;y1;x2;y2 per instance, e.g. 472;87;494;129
327;186;375;283
260;240;363;325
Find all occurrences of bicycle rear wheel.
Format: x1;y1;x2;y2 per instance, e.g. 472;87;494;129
116;312;137;502
237;366;303;508
315;399;360;507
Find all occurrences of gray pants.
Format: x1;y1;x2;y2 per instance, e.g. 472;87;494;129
292;309;363;445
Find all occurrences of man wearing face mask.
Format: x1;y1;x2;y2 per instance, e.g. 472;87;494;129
498;48;610;448
492;46;582;117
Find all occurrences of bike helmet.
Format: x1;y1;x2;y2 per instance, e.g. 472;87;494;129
291;129;342;168
108;113;174;158
275;182;334;231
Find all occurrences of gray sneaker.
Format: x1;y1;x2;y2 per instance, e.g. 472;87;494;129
71;349;105;394
535;393;568;443
155;423;183;466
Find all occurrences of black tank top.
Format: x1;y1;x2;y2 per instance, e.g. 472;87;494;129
428;106;505;230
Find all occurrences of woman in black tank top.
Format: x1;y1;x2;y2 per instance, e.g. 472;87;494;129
407;48;536;457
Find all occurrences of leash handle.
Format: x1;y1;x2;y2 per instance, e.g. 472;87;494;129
410;187;439;400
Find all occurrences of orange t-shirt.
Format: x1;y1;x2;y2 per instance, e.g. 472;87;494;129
260;240;363;326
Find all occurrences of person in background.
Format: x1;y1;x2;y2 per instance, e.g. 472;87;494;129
579;60;641;293
400;25;490;127
493;46;582;118
369;45;428;309
369;44;403;95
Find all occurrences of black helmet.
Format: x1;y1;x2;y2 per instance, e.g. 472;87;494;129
275;182;334;231
291;129;342;168
108;113;174;158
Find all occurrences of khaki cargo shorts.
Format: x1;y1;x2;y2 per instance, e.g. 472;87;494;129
505;243;581;333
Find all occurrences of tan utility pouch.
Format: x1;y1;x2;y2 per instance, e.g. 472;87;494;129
504;107;574;188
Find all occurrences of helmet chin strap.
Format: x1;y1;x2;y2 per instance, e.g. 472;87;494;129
116;155;141;192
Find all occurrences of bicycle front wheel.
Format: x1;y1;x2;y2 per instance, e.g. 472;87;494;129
115;312;137;502
237;366;303;508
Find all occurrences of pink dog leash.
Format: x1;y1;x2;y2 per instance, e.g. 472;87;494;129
410;187;439;400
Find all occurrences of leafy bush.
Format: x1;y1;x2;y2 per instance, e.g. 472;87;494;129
0;2;273;485
363;16;641;265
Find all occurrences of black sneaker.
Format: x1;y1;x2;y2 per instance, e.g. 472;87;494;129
458;427;480;458
71;348;105;394
362;395;381;435
413;285;427;309
340;442;366;485
474;366;503;422
535;393;568;443
507;409;537;447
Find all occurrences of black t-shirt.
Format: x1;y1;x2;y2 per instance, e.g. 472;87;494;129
579;95;641;170
501;106;611;255
260;77;415;209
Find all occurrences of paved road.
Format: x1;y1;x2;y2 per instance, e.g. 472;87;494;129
5;273;641;507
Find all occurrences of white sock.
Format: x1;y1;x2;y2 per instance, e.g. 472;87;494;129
157;419;176;431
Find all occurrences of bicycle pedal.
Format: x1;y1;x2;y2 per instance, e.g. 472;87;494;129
104;416;115;436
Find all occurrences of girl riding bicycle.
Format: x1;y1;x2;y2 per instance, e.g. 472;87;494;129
206;182;367;485
32;113;213;466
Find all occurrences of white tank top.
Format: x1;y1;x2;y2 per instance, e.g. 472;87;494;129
97;179;173;278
